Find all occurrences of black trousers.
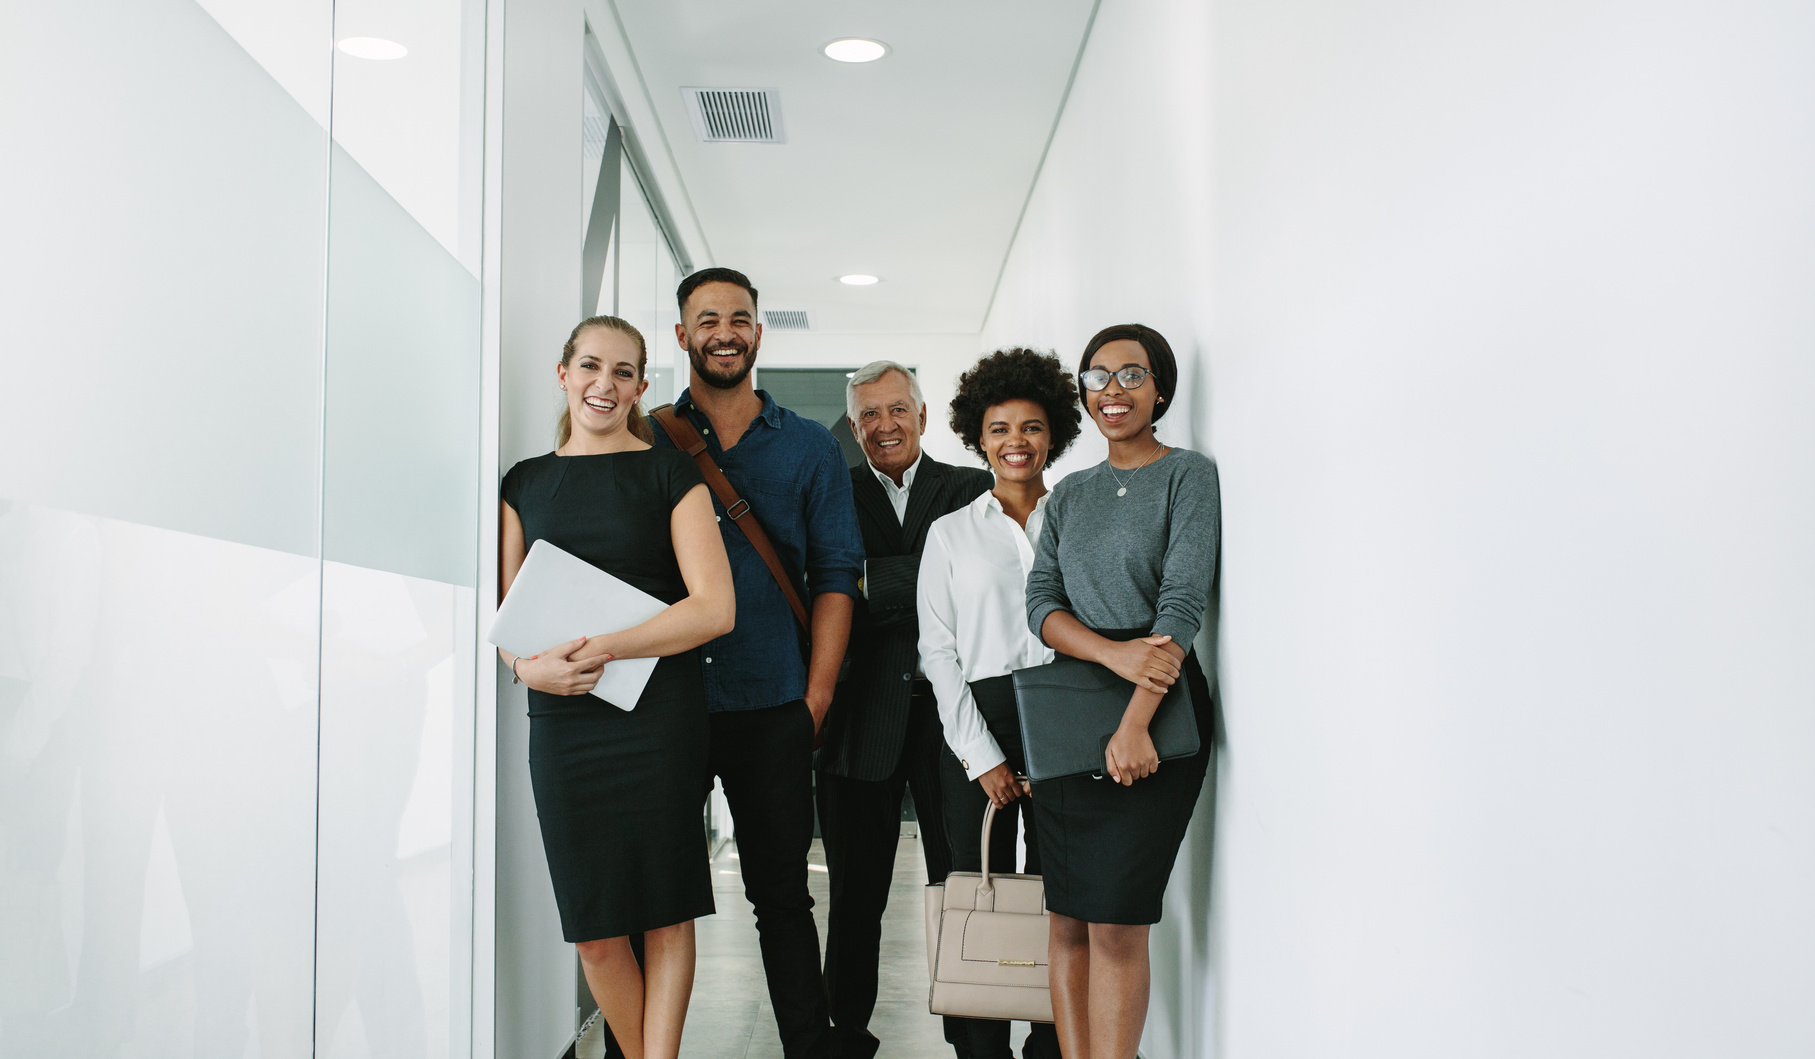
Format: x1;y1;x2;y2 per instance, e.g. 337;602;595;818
712;701;834;1059
937;677;1062;1059
816;687;953;1059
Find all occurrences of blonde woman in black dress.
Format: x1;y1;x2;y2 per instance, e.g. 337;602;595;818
497;316;734;1059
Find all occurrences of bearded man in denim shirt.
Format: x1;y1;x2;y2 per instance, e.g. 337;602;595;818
652;267;863;1059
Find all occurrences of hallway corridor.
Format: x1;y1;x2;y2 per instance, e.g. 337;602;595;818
6;1;1814;1056
576;836;1030;1058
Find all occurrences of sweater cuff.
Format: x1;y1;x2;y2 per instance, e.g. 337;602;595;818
1028;601;1065;645
1149;616;1200;651
952;732;1007;782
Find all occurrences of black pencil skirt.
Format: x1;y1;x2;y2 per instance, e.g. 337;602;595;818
1028;630;1214;926
528;652;715;942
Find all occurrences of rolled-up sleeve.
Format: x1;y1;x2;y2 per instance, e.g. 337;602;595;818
1149;457;1220;647
917;523;1005;779
802;441;863;599
1024;488;1071;645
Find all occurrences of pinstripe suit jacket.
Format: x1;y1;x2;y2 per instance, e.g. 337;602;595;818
818;456;993;781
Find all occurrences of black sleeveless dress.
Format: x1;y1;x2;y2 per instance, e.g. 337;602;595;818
501;448;715;941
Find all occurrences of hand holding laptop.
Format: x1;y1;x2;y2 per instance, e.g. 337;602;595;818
488;540;669;711
509;636;611;697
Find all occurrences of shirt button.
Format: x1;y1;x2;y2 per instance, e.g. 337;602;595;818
902;673;912;681
716;515;721;522
705;657;712;664
961;759;970;770
702;427;710;434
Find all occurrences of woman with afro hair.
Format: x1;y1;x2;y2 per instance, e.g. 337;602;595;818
916;347;1081;1059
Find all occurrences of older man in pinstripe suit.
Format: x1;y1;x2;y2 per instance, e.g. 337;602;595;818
817;361;993;1059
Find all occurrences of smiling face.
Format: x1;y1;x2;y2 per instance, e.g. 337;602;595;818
558;327;647;441
678;280;760;390
849;369;926;482
979;398;1052;486
1085;338;1161;443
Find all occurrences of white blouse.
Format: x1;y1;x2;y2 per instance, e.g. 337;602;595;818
917;490;1054;780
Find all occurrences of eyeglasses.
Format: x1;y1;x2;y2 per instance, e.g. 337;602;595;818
1079;365;1151;392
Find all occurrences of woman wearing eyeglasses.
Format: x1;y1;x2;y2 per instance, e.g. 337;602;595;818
1022;324;1218;1059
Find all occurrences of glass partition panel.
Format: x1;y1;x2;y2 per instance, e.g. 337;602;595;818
315;2;485;1059
0;2;331;1056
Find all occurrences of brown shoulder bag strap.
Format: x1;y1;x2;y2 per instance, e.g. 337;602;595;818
650;404;812;631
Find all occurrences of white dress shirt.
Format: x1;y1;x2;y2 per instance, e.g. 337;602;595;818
861;453;923;602
917;489;1054;780
870;452;922;524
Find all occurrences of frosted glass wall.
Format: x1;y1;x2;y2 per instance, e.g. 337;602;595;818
314;0;484;1054
0;0;486;1056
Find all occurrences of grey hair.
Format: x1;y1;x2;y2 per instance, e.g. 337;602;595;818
845;360;924;422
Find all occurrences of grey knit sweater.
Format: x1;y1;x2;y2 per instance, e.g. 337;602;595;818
1025;447;1220;648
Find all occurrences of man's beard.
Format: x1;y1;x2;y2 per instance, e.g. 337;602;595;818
687;338;757;390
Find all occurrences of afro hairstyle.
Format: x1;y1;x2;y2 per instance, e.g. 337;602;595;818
948;347;1084;465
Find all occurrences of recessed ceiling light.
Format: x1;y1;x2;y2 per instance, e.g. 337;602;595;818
823;39;888;63
839;274;880;286
338;37;408;60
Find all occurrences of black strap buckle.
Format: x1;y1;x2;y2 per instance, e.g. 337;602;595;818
725;498;751;521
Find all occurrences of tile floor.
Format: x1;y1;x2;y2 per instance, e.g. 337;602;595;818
574;836;1033;1059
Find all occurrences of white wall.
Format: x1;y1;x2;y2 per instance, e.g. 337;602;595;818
493;0;587;1053
984;1;1815;1056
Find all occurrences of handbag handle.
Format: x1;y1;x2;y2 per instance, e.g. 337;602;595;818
976;776;1032;897
977;800;1000;896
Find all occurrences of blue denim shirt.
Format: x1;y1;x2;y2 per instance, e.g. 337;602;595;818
653;388;864;712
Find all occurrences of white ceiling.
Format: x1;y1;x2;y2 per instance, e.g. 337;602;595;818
611;0;1097;334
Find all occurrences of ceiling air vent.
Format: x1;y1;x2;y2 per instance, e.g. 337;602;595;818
762;310;813;331
682;87;786;143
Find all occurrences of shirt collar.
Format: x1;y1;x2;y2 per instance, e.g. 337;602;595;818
870;451;923;494
675;387;784;429
979;488;1050;516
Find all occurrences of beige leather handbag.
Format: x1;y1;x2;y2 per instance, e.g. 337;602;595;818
924;801;1053;1023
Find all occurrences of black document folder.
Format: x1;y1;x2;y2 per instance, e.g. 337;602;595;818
1012;656;1200;782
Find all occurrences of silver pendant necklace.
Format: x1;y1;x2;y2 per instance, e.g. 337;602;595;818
1107;441;1165;497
